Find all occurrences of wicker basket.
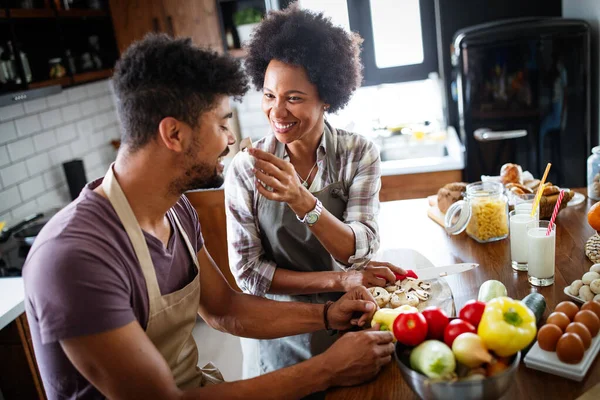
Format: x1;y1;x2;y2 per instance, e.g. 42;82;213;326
538;190;574;220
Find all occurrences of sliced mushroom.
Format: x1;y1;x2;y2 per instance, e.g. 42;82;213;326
369;286;391;308
417;281;431;290
413;289;430;301
390;292;407;308
400;278;420;292
385;285;398;293
405;293;419;307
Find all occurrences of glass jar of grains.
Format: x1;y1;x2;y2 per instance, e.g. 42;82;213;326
587;146;600;201
444;181;509;243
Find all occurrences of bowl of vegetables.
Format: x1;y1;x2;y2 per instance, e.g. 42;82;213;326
395;342;520;400
383;281;543;400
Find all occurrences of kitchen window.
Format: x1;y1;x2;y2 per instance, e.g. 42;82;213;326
295;0;438;86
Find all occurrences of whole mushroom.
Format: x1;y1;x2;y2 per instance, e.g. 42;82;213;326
580;285;595;302
569;280;584;296
591;264;600;274
582;272;600;285
590;279;600;295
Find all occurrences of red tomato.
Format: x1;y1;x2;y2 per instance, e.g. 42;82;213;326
392;312;428;346
443;319;476;347
459;300;487;328
421;307;450;340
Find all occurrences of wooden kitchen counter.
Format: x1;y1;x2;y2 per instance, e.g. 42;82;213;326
326;188;599;400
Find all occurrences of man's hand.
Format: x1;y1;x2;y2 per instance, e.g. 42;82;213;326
340;261;408;291
327;286;377;330
320;327;395;387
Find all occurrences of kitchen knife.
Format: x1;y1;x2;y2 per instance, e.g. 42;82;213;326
414;263;478;280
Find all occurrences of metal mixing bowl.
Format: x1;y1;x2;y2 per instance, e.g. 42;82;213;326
395;342;521;400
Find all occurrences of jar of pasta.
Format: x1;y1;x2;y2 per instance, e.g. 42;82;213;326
444;181;509;243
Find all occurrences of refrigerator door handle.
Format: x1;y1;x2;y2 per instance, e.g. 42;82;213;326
474;128;527;142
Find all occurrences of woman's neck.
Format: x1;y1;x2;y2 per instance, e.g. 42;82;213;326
286;121;325;167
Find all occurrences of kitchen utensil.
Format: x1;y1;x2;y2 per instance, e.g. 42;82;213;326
524;327;600;381
415;263;478;280
395;342;520;400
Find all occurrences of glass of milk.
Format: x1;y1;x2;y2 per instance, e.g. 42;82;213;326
527;220;556;286
509;210;536;271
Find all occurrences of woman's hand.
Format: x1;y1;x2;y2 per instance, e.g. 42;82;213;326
249;148;315;216
340;261;408;292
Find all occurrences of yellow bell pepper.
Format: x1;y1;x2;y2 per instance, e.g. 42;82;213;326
477;297;537;357
371;306;418;339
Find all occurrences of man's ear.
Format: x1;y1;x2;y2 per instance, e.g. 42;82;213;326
158;117;185;152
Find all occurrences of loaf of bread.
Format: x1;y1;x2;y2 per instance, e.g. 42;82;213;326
506;183;533;194
437;182;468;213
500;163;523;185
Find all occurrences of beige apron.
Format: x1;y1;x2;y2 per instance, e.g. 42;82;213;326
102;164;224;388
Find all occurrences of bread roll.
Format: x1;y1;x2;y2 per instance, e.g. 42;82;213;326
507;183;533;194
437;182;467;213
500;163;523;185
510;186;526;195
542;184;560;196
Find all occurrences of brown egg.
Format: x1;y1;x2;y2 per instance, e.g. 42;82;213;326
581;301;600;320
555;301;579;320
574;310;600;337
565;322;592;350
546;312;571;331
537;324;563;351
556;333;585;364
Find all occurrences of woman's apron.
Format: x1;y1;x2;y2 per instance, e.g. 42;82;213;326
102;164;224;388
241;126;349;379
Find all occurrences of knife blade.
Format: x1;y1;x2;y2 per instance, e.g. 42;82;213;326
414;263;478;280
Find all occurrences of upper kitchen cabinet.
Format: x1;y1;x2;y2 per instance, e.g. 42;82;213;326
0;0;120;105
216;0;266;57
107;0;163;54
109;0;223;55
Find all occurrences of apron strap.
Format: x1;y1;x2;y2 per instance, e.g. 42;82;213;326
170;209;200;272
101;163;163;308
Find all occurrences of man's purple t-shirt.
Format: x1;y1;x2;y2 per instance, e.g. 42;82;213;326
23;178;203;399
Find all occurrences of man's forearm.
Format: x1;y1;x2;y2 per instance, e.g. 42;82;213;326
181;354;332;400
213;291;326;339
268;268;344;295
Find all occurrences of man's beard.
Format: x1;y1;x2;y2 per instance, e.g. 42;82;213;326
169;142;229;195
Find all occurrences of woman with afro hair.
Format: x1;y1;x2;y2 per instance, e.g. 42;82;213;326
224;4;406;379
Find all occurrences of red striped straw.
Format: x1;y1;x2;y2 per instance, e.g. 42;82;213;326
546;190;565;236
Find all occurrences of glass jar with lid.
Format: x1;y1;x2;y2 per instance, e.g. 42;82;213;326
587;146;600;201
444;181;509;243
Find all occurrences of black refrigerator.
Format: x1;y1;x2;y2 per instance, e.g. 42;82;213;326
452;18;591;187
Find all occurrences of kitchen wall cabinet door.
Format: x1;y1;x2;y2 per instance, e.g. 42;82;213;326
108;0;165;54
160;0;223;50
109;0;223;56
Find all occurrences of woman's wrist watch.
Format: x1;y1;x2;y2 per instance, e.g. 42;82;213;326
296;198;323;226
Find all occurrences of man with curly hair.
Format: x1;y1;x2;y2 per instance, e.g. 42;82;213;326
225;5;405;378
22;33;394;399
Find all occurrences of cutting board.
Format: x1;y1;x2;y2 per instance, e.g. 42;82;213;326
373;248;456;317
426;195;446;228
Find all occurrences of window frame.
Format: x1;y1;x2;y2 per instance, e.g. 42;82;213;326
346;0;438;86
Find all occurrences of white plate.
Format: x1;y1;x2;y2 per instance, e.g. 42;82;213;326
567;191;586;207
563;286;585;304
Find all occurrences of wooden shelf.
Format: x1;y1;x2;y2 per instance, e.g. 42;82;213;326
228;48;247;58
73;68;113;84
28;76;72;89
57;9;108;18
8;8;54;19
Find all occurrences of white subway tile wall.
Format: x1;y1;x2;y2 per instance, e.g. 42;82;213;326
234;90;270;142
0;79;119;222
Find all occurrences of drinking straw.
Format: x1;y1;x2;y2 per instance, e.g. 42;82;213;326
546;189;565;236
531;163;552;218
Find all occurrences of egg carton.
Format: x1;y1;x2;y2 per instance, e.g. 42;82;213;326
524;333;600;381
